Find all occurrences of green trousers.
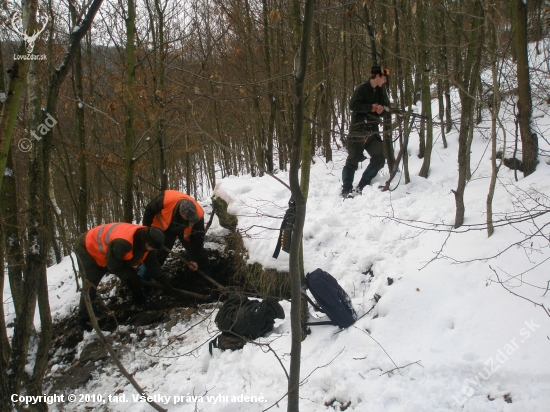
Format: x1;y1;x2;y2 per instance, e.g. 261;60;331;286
342;134;385;191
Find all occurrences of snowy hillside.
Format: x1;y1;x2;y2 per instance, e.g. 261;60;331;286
5;47;550;412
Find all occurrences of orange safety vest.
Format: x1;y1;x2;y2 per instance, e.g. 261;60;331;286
151;190;204;242
85;223;148;267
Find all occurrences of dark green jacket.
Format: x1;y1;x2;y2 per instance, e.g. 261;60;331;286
349;81;390;135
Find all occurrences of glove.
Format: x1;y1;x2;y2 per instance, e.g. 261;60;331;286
155;274;173;289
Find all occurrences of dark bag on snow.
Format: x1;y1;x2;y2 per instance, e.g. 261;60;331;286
272;198;296;258
303;268;357;329
209;294;285;354
209;334;248;352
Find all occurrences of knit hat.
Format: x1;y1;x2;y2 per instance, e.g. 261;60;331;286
371;65;390;77
178;199;200;226
147;227;165;249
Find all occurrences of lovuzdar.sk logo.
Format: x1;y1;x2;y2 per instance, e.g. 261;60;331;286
11;10;48;60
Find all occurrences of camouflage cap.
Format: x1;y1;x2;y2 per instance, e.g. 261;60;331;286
178;199;200;226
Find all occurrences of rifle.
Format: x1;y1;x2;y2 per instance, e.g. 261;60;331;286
383;106;407;116
380;111;428;192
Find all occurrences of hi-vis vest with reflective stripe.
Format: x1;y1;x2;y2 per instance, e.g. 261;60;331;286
85;223;148;267
151;190;204;242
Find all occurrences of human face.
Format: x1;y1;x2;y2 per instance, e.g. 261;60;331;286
179;211;193;228
374;74;387;87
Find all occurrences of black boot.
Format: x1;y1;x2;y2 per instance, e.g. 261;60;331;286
357;177;371;193
341;166;355;198
357;163;379;191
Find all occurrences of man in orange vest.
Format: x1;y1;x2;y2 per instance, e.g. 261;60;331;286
74;223;170;322
141;190;209;277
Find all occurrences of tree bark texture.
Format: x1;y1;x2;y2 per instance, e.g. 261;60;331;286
454;1;484;228
287;2;314;411
124;0;137;223
513;0;538;176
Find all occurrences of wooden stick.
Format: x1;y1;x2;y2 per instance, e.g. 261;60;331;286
163;247;227;291
141;279;210;301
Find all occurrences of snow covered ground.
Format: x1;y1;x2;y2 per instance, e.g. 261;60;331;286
5;45;550;412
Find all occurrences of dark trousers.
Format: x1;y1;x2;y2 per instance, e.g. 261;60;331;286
342;134;385;191
74;234;142;319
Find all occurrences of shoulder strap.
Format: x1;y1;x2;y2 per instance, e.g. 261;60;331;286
208;336;218;355
301;289;324;313
272;221;284;258
305;320;335;326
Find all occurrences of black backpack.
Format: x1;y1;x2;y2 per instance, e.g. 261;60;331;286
209;294;285;353
303;268;357;329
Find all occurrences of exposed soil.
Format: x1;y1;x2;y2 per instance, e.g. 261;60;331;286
45;246;233;394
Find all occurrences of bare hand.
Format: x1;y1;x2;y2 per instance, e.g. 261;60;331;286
188;261;199;271
372;104;384;115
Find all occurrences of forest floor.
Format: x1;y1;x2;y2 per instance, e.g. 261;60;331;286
44;247;232;396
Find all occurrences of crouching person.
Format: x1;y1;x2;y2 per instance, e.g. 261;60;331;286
140;190;212;278
74;223;171;324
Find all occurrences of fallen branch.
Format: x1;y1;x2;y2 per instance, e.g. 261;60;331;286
491;266;550;318
353;326;401;374
261;347;345;412
141;279;210;301
81;279;167;412
145;304;220;357
380;360;423;376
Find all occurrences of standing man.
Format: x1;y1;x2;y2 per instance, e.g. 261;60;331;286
74;223;169;322
141;190;209;276
342;65;392;198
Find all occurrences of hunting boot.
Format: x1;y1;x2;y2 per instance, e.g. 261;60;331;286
357;163;379;192
341;166;355;198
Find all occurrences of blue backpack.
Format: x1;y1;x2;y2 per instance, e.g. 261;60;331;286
302;268;357;329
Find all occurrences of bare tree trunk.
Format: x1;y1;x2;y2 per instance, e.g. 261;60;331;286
0;245;10;412
437;76;448;149
340;15;348;147
513;0;538;176
418;0;433;178
123;0;136;222
27;250;53;412
185;130;192;193
71;3;88;234
437;7;448;148
287;2;314;410
244;0;265;176
2;149;24;316
9;9;44;398
0;45;13;410
362;1;378;62
454;1;484;228
441;13;453;135
151;0;168;190
487;5;502;237
0;0;38;193
262;0;276;172
8;1;103;406
380;0;394;171
313;19;331;163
